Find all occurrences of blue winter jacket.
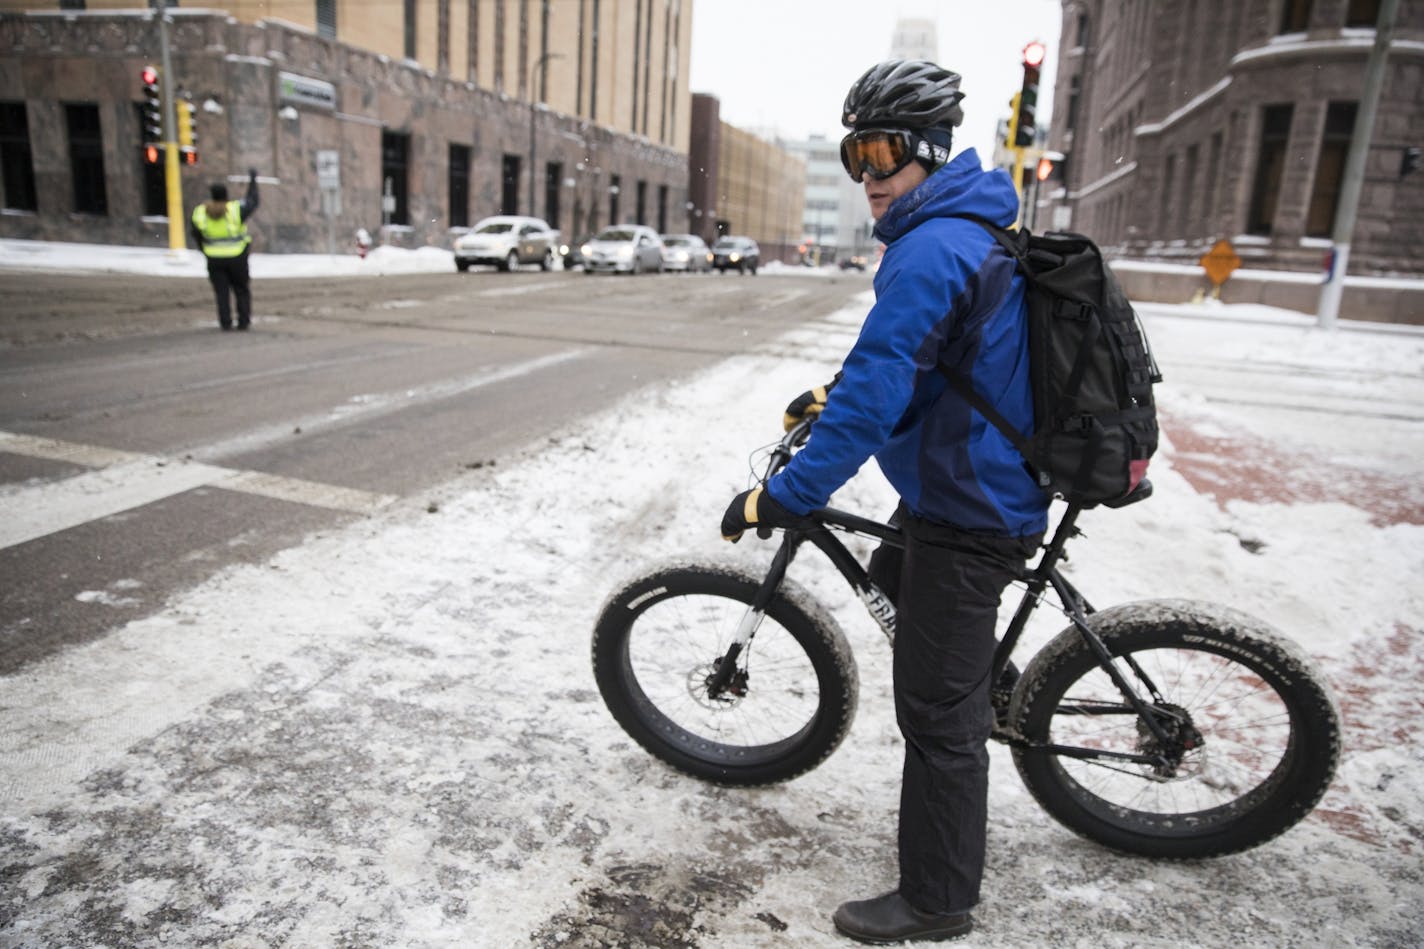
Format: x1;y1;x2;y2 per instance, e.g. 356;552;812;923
766;148;1049;537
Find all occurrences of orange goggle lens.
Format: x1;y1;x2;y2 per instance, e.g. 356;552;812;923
840;130;916;183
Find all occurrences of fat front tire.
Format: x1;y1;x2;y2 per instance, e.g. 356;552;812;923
1010;599;1341;858
592;561;858;785
502;250;519;272
540;249;553;271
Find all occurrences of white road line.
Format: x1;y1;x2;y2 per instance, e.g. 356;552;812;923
0;434;398;549
184;347;592;461
0;347;593;549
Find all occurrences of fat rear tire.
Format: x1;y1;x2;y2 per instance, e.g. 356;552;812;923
1010;600;1341;858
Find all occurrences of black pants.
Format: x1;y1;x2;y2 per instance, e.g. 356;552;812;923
205;250;251;328
871;506;1039;915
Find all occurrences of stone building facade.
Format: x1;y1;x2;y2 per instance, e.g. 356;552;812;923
1042;0;1423;319
0;2;697;254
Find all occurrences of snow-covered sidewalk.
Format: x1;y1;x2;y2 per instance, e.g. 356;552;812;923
1;246;1422;946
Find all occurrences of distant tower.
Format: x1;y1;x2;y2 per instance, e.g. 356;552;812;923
890;17;938;62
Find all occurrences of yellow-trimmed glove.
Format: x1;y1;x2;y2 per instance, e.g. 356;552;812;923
720;487;798;543
782;373;843;431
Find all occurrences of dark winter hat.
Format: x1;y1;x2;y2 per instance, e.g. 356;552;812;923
209;183;228;201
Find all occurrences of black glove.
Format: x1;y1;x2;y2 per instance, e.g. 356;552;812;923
248;167;258;180
721;487;799;543
782;372;842;431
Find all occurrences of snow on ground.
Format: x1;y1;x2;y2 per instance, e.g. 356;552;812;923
0;241;1422;947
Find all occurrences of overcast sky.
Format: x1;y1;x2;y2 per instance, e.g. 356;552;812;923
689;0;1063;162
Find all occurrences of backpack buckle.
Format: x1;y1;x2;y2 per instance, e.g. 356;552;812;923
1060;415;1093;432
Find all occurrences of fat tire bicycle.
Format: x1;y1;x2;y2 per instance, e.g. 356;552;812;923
592;420;1341;858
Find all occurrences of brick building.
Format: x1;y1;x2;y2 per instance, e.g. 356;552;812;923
1042;0;1423;321
0;1;698;253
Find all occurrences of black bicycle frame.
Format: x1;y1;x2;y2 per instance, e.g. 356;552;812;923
708;498;1180;768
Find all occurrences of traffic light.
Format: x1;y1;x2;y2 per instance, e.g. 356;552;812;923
1015;41;1046;148
1402;146;1422;179
140;64;163;144
176;97;198;164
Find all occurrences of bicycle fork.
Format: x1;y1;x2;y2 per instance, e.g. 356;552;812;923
704;532;804;700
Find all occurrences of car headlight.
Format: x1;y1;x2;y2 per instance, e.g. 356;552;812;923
559;243;569;255
730;253;741;262
581;243;593;256
672;250;688;262
617;246;634;259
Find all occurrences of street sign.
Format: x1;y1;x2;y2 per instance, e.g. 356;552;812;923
1199;239;1242;287
317;149;340;190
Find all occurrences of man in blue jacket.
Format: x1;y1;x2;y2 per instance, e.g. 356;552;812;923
721;60;1049;944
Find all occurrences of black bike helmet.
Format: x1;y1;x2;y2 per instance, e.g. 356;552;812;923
842;59;966;131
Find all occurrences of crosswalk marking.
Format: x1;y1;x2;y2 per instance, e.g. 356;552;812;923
0;431;396;550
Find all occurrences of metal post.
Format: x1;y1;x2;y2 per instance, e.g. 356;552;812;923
1317;0;1398;329
156;3;185;254
528;53;563;216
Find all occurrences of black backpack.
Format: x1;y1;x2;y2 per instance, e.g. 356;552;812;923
940;218;1161;508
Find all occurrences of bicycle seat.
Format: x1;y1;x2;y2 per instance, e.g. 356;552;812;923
1101;478;1153;509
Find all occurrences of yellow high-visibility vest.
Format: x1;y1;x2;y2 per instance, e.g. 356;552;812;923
192;201;251;258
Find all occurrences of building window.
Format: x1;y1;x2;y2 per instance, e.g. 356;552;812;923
635;179;647;225
609;173;621;224
65;103;107;216
449;143;471;228
1076;11;1090;46
1345;0;1379;27
316;0;336;39
544;161;562;230
1306;101;1357;237
0;101;38;212
657;183;667;234
381;130;410;225
1279;0;1311;33
1247;104;1293;235
404;0;417;59
1066;75;1081;132
501;154;521;214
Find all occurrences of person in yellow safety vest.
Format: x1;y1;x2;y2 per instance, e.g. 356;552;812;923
191;168;260;331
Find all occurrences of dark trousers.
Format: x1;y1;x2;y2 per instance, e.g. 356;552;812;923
871;506;1039;915
205;250;251;328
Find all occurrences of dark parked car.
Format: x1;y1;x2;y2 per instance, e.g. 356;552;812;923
560;235;593;270
712;236;760;274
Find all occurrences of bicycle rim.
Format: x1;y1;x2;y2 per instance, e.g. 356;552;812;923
1033;643;1296;822
619;591;824;764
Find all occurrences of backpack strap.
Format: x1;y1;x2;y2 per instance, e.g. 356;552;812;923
935;215;1046;486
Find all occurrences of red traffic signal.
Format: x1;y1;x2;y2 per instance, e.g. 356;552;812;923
141;65;159;86
1023;41;1046;67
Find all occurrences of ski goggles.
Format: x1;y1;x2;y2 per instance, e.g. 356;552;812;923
839;128;949;183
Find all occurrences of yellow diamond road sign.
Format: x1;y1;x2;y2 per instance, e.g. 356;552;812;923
1199;239;1242;287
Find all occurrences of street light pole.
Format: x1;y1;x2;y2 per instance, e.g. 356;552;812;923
528;52;563;216
1317;0;1398;329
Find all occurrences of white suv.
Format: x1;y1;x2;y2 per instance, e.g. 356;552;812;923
454;216;559;272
